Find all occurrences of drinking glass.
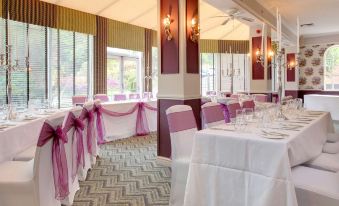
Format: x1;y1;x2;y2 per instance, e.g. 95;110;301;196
243;108;253;123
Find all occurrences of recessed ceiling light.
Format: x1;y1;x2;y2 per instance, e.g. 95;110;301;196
301;23;314;27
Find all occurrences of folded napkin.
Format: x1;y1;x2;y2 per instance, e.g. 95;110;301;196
327;133;339;143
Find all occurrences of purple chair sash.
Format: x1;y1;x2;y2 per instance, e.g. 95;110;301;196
64;112;85;181
114;94;127;101
227;103;241;119
242;100;255;109
79;108;96;156
220;104;231;123
37;123;69;200
167;110;197;133
99;102;157;136
94;94;109;102
202;105;225;124
93;104;106;145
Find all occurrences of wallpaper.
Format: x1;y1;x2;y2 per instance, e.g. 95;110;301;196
298;42;337;90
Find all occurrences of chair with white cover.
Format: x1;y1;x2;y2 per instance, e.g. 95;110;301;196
253;94;268;102
166;105;197;206
304;133;339;172
0;115;67;206
72;95;87;106
226;100;241;119
292;166;339;206
242;99;255;109
94;94;109;102
201;102;225;129
113;94;126;101
230;94;239;101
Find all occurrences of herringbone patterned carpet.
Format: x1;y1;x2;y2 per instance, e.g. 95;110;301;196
73;133;171;206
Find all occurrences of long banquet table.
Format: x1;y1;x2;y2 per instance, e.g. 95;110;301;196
0;110;68;163
0;100;157;164
183;111;334;206
101;100;157;141
304;94;339;120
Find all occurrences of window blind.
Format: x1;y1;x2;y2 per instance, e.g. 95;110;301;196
29;24;46;101
9;20;28;105
75;32;88;95
0;18;6;104
59;30;74;108
47;28;59;107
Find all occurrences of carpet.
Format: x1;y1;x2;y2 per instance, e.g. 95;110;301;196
73;133;171;206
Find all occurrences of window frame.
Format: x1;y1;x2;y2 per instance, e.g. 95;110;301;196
324;45;339;91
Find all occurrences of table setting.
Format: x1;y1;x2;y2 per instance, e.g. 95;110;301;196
183;99;334;206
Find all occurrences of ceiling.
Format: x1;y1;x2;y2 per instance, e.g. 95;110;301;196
41;0;256;40
256;0;339;37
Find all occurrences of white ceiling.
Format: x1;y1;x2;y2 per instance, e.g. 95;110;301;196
256;0;339;37
41;0;254;40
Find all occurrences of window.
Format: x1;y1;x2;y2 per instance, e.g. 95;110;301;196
107;47;141;97
0;18;93;108
151;47;158;95
200;52;249;96
201;53;216;96
324;45;339;90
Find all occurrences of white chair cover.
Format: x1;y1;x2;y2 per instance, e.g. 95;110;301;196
323;141;339;154
61;110;82;206
0;115;66;206
201;102;225;129
166;105;197;206
305;153;339;172
292;166;339;206
327;133;339;143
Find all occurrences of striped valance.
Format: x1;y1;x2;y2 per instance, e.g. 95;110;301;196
7;0;57;28
56;6;96;35
107;19;145;52
200;39;250;54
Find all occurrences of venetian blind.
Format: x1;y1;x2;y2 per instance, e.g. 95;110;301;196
29;24;46;101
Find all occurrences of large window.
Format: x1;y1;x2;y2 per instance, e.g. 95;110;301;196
200;52;249;96
107;48;141;98
324;45;339;90
151;47;158;95
0;18;93;108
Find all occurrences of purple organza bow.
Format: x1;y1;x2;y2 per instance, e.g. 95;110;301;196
94;104;105;144
37;123;69;200
98;102;157;137
220;104;231;123
86;109;95;156
63;112;86;181
136;102;150;136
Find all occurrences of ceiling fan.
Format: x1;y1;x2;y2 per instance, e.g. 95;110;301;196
211;8;255;26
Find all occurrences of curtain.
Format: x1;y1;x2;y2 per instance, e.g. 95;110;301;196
7;0;57;28
107;19;145;52
94;16;108;94
200;39;250;54
56;6;96;35
151;30;157;47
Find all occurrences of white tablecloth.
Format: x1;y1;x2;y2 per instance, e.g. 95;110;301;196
184;112;334;206
101;100;157;141
0;111;67;163
304;94;339;120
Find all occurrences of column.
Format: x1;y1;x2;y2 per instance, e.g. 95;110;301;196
157;0;200;160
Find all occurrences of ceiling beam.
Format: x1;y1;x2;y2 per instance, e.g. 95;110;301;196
96;0;120;15
127;4;157;24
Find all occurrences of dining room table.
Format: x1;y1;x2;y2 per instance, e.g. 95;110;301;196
0;108;68;163
183;110;334;206
304;94;339;120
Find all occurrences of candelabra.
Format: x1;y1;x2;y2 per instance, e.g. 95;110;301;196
144;65;152;101
224;65;240;94
0;45;29;120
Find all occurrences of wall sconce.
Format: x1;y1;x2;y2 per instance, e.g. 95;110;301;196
287;60;295;70
163;14;172;41
190;16;200;43
255;48;264;65
268;50;274;58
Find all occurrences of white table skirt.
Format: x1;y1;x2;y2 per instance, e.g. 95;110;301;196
0;111;67;163
184;112;334;206
100;100;157;141
304;94;339;120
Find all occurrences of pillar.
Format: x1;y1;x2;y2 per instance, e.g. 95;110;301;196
157;0;200;160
